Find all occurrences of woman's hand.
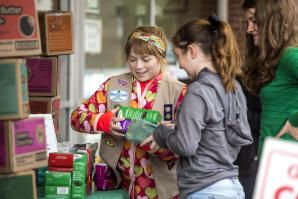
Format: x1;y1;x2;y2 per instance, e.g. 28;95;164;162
140;122;175;153
141;135;160;153
276;120;298;140
109;107;126;139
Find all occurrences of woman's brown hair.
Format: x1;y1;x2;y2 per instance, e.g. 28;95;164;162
241;0;260;95
245;0;298;94
172;18;242;92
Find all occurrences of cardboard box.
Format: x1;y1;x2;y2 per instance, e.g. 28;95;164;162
38;11;73;55
72;153;87;199
29;114;58;156
29;96;60;114
29;96;60;134
48;166;73;172
72;185;86;199
0;117;47;173
45;186;71;199
45;171;71;198
52;111;60;135
0;170;37;199
72;153;87;185
45;171;71;186
26;56;60;97
0;0;41;58
48;153;73;169
36;166;48;187
0;59;30;120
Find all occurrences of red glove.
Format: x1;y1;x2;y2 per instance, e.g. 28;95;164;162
96;111;114;133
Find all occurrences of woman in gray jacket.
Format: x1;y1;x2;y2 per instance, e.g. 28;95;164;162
141;15;253;199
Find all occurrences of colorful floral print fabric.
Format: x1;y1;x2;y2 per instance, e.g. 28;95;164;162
71;73;187;199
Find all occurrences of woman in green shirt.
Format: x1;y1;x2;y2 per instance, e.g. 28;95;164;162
243;0;298;156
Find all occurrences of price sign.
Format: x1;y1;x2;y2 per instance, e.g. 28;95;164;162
254;138;298;199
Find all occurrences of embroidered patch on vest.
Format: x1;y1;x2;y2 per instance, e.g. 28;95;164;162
164;104;173;121
109;90;129;102
117;78;128;88
105;136;117;147
167;159;176;170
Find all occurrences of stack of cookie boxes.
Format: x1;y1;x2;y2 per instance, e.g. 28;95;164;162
0;0;47;198
28;9;73;142
0;0;73;198
26;7;74;199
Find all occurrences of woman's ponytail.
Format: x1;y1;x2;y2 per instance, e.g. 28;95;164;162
211;19;242;92
172;15;242;92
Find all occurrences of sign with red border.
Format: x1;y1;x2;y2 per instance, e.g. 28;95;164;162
254;138;298;199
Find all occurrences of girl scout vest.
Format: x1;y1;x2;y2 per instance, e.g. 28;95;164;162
99;72;185;199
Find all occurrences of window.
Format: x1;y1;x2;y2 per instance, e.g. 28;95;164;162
59;0;219;143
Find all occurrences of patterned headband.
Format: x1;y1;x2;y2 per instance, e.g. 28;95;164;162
130;31;166;55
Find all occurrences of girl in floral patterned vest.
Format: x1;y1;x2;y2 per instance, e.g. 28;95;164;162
71;25;187;199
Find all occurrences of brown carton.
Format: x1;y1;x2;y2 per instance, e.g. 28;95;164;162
38;11;73;55
29;96;60;114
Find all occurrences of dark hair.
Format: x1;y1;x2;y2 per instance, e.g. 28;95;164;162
241;0;260;95
242;0;256;10
244;0;298;94
172;18;242;92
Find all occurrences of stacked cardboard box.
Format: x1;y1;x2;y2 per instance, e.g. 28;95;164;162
45;152;88;199
36;166;48;197
40;153;74;199
0;1;46;199
0;118;47;173
26;10;74;142
38;11;73;56
0;0;74;198
48;153;73;172
0;59;30;120
26;56;61;138
0;117;47;199
33;10;73;198
72;143;98;196
45;171;72;199
0;170;38;199
0;0;42;58
72;152;88;199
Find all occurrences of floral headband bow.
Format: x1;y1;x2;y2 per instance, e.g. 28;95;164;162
130;31;166;56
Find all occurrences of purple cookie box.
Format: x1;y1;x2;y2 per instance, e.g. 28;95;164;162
93;163;115;191
94;163;113;178
94;178;115;191
119;119;132;133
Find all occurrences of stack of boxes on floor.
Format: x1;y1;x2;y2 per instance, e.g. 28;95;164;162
0;0;74;198
43;149;91;199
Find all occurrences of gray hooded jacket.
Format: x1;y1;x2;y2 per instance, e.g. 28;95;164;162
153;68;253;198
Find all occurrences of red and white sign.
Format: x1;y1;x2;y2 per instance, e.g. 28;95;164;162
254;138;298;199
